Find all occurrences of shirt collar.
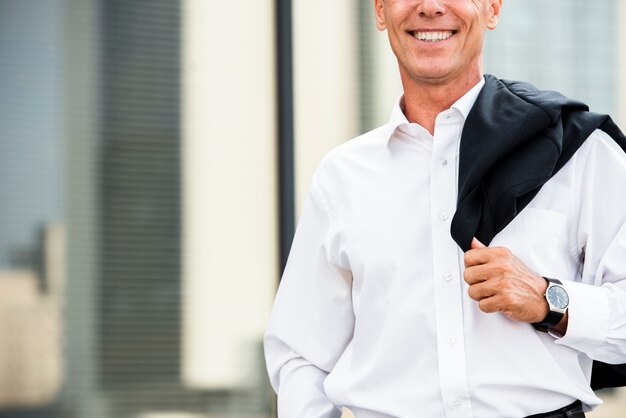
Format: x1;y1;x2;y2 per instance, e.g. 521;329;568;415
383;76;486;147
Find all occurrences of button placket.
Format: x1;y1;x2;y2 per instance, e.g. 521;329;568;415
430;115;473;418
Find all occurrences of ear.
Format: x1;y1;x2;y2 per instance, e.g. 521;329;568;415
486;0;502;30
374;0;387;31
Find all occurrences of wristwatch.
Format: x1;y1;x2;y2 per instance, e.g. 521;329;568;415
532;278;569;332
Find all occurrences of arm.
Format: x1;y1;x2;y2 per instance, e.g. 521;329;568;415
463;130;626;363
553;132;626;362
264;177;354;418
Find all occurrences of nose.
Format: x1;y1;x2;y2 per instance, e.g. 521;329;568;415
417;0;446;17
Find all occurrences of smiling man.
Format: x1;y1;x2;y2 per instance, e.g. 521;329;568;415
264;1;626;417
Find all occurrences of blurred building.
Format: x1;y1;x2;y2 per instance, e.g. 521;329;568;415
1;0;276;417
0;1;625;418
0;225;63;408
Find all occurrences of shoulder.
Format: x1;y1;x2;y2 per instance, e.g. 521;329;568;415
305;124;389;213
486;74;588;117
580;128;626;166
562;128;626;193
313;124;388;183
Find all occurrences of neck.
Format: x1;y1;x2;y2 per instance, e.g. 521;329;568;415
401;72;482;135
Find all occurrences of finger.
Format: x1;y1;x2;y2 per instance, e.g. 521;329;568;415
471;237;486;249
465;245;515;268
464;247;492;268
463;264;493;285
464;238;490;267
477;295;502;314
467;281;496;301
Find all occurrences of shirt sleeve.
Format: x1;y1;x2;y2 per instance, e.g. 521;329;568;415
264;175;354;418
555;130;626;363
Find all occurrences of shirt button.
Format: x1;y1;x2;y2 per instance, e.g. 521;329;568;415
452;399;462;408
439;157;448;166
439;212;449;221
444;272;453;282
447;335;456;345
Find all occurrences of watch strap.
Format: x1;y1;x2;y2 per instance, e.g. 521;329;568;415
532;309;564;332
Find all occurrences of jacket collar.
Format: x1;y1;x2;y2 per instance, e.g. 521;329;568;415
450;74;624;250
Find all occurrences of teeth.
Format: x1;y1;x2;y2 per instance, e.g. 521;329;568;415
414;31;453;42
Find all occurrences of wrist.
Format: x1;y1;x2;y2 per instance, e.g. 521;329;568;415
534;275;550;322
551;311;569;336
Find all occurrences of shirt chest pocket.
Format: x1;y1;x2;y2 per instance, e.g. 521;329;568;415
490;207;569;278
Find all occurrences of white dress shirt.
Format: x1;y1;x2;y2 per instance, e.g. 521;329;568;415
264;77;626;418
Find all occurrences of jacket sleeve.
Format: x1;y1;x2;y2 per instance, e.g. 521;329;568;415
555;130;626;363
264;176;354;418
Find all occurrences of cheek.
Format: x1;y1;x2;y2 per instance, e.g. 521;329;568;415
460;28;486;55
387;28;411;57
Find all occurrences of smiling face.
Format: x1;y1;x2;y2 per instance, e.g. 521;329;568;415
374;0;502;88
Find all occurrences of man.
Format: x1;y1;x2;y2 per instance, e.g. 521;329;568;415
264;0;626;417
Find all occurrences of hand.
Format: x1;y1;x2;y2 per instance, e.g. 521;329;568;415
463;238;549;323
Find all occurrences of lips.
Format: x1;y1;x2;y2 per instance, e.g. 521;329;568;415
411;30;456;42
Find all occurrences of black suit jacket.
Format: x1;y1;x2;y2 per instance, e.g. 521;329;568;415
450;75;626;390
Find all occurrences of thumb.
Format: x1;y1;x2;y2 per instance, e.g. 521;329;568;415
471;237;486;249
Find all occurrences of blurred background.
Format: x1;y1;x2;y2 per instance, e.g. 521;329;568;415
0;1;625;417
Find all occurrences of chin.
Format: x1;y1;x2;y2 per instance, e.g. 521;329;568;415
411;68;455;84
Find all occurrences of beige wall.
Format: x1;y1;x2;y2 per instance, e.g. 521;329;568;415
181;0;278;389
367;6;403;128
292;1;401;214
293;0;360;212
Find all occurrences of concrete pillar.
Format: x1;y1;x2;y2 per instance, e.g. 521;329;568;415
181;0;278;389
292;0;360;212
618;0;626;127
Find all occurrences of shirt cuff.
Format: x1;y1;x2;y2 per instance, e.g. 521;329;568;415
277;358;340;418
554;281;609;355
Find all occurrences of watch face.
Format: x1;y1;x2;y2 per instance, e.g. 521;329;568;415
547;285;569;310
